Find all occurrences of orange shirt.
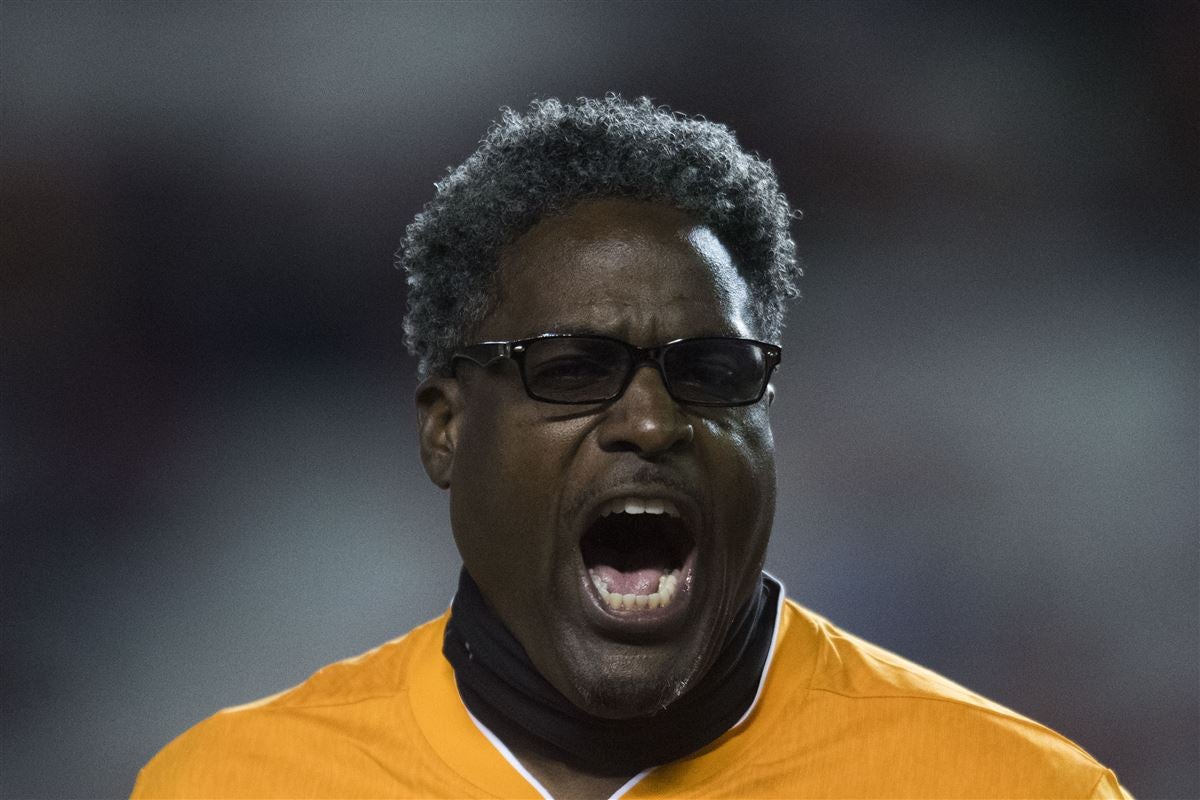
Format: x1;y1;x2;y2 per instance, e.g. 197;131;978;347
133;599;1129;798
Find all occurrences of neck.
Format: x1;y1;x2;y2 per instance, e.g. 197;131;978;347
443;569;780;786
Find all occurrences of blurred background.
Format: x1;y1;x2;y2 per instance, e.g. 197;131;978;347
2;1;1196;796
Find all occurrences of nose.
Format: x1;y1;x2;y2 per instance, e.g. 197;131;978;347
597;364;694;457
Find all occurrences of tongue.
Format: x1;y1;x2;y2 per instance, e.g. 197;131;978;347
592;565;665;595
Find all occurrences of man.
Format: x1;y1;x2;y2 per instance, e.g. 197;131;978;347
134;96;1128;798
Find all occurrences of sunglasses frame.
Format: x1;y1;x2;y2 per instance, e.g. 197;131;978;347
451;333;781;407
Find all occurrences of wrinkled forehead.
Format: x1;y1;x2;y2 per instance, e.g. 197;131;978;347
487;199;755;341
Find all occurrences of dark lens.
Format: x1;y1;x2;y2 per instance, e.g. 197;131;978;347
663;339;767;404
523;337;628;402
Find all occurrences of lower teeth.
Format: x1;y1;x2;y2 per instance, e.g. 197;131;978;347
590;570;681;610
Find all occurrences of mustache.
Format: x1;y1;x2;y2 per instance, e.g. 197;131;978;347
565;464;700;524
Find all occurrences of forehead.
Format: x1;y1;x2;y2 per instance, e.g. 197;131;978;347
483;199;753;342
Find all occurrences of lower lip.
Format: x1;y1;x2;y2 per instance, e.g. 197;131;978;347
579;551;697;637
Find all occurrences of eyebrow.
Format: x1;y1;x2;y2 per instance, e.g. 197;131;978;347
536;326;746;339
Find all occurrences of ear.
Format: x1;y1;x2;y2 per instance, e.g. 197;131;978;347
416;376;465;490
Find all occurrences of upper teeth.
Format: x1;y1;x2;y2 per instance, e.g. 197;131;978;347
599;497;681;518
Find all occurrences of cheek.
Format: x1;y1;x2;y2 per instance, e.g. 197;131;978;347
699;408;775;487
698;410;777;551
449;408;582;568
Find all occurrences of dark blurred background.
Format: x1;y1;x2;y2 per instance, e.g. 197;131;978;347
2;1;1196;797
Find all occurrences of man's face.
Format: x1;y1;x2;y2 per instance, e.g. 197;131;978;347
421;198;776;719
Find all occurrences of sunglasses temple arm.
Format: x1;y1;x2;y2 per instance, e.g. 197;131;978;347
452;343;511;369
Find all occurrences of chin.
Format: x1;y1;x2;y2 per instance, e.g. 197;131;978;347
572;676;686;720
563;647;703;720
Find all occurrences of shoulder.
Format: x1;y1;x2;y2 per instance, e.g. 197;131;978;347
783;599;1022;710
133;615;447;799
766;601;1120;797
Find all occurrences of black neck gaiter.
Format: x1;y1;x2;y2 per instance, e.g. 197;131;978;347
442;568;778;776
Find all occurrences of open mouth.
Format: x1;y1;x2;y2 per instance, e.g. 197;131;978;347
581;498;696;612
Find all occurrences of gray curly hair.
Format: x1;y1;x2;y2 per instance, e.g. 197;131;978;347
397;95;801;379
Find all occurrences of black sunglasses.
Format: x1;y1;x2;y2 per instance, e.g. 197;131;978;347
451;334;781;407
